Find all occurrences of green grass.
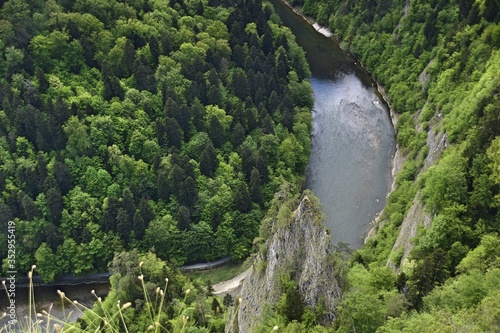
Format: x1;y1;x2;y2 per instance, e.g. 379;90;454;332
184;260;250;285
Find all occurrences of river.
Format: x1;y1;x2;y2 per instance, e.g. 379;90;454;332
0;282;109;330
1;2;396;328
271;0;396;249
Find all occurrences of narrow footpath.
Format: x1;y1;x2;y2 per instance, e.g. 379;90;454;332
212;268;251;296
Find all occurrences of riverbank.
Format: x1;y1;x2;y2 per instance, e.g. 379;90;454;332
278;1;396;111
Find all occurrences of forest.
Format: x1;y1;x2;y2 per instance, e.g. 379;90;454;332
2;0;500;331
0;0;313;282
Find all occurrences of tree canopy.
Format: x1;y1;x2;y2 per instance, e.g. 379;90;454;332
0;0;312;282
278;0;500;331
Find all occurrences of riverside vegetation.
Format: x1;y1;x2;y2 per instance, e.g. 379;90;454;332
0;0;315;331
2;0;500;332
2;254;232;332
270;0;500;331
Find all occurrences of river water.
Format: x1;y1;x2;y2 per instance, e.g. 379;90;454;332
271;0;396;249
0;282;109;330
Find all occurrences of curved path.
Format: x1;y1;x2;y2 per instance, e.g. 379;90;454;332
7;256;234;288
213;268;251;296
179;256;232;271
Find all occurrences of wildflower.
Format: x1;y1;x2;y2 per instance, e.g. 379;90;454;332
57;290;65;299
121;302;132;310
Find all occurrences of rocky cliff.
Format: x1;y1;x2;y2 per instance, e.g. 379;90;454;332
386;111;448;269
226;192;342;333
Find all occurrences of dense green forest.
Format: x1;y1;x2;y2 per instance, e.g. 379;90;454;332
255;0;500;331
2;0;500;331
0;0;313;281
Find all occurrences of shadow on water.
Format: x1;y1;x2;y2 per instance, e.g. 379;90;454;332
271;0;396;249
270;0;371;84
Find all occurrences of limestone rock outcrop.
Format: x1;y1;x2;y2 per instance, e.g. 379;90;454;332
226;194;342;333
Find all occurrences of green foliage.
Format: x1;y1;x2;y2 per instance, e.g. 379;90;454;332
488;136;500;204
456;233;500;274
50;251;227;333
295;0;500;331
0;0;314;279
423;268;500;311
336;290;385;333
415;205;474;257
377;269;500;332
277;274;305;322
34;242;60;282
422;148;468;213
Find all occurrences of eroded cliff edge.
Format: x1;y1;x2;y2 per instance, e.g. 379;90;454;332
226;190;342;333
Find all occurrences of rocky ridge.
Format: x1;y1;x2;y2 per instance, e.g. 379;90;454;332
225;194;342;333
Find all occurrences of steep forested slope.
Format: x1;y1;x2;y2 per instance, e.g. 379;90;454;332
0;0;313;281
260;0;500;332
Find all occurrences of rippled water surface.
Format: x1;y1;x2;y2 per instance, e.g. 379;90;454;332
307;76;395;248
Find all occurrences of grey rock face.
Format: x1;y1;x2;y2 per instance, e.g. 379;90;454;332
226;195;342;333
